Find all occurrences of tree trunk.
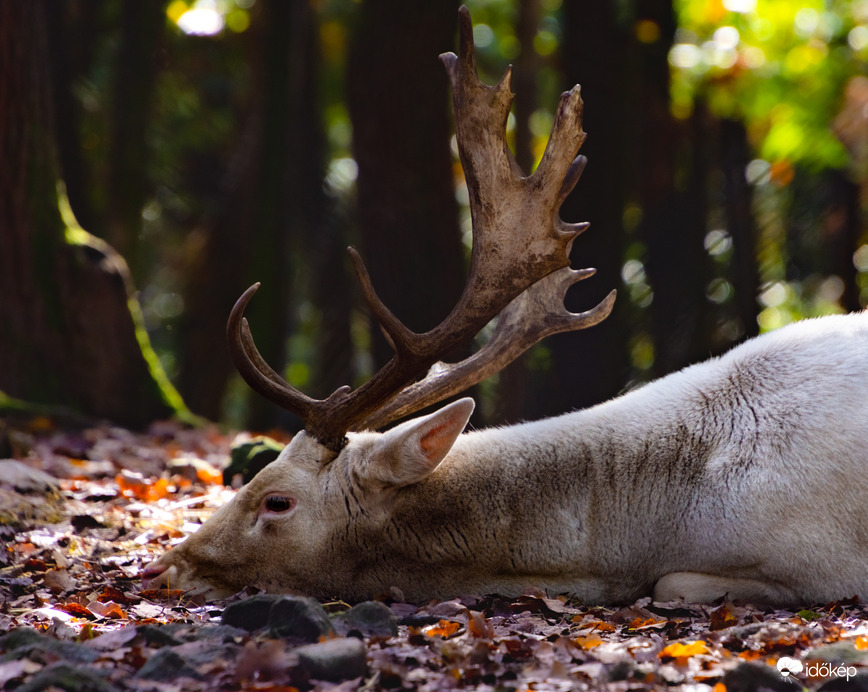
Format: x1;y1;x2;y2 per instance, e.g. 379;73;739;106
0;1;180;427
543;0;631;414
632;0;711;377
44;0;102;235
720;118;760;339
177;0;344;430
104;1;168;280
346;0;465;370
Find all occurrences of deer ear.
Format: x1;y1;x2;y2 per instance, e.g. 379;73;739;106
372;398;475;487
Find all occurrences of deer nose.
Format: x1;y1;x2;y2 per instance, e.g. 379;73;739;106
141;561;168;589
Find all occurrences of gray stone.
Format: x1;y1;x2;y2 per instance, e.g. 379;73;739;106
295;637;367;682
0;628;98;664
16;662;119;692
220;593;282;632
269;595;334;642
134;647;203;681
333;601;398;638
720;661;792;692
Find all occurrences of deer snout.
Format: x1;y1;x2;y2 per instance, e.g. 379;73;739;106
141;560;173;590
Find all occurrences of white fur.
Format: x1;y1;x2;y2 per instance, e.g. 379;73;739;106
143;312;868;605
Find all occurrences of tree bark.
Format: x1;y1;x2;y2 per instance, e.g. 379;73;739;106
634;0;711;376
104;1;168;279
346;0;465;370
544;0;631;414
720;118;760;339
0;1;179;427
177;0;347;429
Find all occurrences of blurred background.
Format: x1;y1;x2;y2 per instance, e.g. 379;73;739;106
3;0;868;432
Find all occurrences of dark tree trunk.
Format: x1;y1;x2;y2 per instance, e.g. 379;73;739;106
720;118;760;339
104;1;167;279
636;0;710;376
543;0;631;414
0;1;178;427
643;110;710;375
827;170;862;313
786;168;863;313
178;0;344;429
176;113;260;422
45;0;103;235
346;0;465;370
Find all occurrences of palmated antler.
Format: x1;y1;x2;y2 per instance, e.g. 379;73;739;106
227;5;615;452
358;263;617;431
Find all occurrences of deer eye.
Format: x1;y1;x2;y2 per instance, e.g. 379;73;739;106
263;494;294;514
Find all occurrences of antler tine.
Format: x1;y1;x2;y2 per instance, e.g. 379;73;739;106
356;274;617;431
229;284;354;451
227;6;613;450
227;284;320;415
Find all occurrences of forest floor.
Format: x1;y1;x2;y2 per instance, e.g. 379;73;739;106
1;418;868;691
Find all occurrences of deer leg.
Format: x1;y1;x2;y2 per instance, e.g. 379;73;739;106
653;572;797;605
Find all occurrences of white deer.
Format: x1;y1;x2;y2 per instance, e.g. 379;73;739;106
142;7;868;606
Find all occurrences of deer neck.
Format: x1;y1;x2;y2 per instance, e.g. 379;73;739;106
382;380;720;602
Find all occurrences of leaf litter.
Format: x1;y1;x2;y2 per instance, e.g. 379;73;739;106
2;419;868;690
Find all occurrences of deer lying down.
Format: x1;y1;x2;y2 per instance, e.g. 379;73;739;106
142;311;868;605
142;7;868;606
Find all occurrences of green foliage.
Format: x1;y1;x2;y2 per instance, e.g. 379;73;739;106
671;0;862;170
672;0;868;326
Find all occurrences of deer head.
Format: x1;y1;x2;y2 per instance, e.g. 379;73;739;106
141;5;614;601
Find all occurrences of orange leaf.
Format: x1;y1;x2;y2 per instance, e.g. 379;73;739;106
424;620;461;638
572;634;604;650
628;616;666;630
855;636;868;650
659;640;710;661
57;602;96;620
709;604;739;630
738;650;765;660
196;465;223;485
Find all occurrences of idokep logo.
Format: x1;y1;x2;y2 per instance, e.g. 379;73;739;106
776;657;803;678
777;656;858;682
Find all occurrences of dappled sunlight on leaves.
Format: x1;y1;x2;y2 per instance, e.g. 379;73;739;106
1;419;868;689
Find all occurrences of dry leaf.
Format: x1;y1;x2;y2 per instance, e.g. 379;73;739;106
659;640;710;663
424;620;462;639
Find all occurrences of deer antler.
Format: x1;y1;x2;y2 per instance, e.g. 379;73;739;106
227;5;615;452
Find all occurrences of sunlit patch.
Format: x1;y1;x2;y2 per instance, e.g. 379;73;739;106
723;0;756;13
175;2;225;36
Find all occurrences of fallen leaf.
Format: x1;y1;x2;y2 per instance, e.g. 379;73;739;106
42;568;76;594
57;602;97;619
139;588;186;600
467;611;493;638
424;620;462;639
659;640;710;663
627;616;668;630
572;634;604;650
709;603;739;630
87;600;125;619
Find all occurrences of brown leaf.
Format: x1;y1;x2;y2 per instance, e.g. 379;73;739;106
709;603;739;631
467;611;494;639
57;601;97;619
139;588;186;601
87;600;125;619
42;568;75;594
